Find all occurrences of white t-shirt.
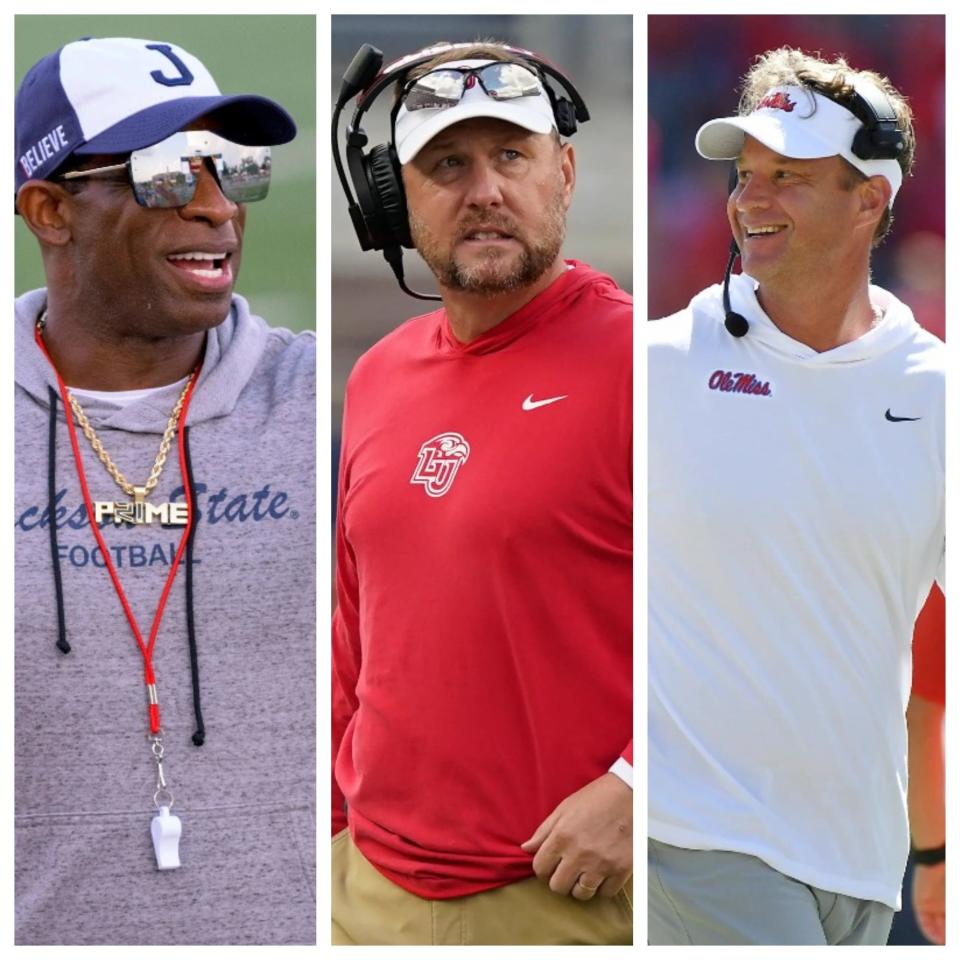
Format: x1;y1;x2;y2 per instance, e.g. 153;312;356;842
69;376;191;408
648;275;944;910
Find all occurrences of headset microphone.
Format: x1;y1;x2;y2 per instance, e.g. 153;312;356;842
336;44;382;111
332;44;441;302
722;162;748;337
722;239;749;338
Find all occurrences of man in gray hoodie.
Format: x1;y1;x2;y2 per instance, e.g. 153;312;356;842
14;37;315;944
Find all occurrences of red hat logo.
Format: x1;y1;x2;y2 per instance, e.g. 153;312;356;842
756;92;796;113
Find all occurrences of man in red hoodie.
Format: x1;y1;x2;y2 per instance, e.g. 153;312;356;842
332;43;633;945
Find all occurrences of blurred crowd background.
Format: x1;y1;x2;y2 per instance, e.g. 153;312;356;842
332;14;632;447
648;14;944;348
15;15;316;333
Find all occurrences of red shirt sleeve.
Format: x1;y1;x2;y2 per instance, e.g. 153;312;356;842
911;585;944;706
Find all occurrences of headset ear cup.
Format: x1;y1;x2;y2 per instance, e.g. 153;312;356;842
367;143;411;249
553;98;578;138
851;126;875;160
852;123;904;162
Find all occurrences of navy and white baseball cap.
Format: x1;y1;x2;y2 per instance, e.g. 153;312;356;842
16;37;296;190
394;59;556;165
696;85;903;206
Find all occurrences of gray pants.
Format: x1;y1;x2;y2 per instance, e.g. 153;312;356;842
648;838;895;945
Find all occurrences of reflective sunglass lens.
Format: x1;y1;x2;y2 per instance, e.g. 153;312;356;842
128;132;271;208
130;165;198;208
219;145;271;203
481;63;541;100
404;70;467;112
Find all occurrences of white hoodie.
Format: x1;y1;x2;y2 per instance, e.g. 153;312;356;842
648;274;944;910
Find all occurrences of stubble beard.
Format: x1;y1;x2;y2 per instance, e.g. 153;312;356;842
409;188;567;296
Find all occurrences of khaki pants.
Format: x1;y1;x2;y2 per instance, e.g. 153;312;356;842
332;829;633;945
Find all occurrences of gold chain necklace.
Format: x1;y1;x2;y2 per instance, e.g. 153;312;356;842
38;311;194;525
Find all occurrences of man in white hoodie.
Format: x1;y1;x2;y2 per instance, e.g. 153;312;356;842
648;48;944;946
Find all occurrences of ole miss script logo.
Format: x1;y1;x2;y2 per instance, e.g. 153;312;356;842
757;91;796;113
708;370;772;397
411;432;471;497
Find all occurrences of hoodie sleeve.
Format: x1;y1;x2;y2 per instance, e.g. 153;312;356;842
332;396;361;836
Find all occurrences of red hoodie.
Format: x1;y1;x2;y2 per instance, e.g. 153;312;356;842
333;261;632;898
912;585;944;705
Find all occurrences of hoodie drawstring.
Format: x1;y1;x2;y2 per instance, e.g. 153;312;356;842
47;386;70;655
182;425;205;747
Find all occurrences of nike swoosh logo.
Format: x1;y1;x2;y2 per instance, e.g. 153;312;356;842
885;409;921;422
522;393;568;411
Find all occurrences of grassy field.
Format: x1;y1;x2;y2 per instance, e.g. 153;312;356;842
15;15;316;332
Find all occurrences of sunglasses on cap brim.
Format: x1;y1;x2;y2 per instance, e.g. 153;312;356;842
58;130;272;209
401;61;543;112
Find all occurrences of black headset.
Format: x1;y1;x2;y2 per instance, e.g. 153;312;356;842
722;77;905;338
817;78;905;162
332;42;590;301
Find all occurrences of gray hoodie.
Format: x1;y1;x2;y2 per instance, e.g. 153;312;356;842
14;289;316;945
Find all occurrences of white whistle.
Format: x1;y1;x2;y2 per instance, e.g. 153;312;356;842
151;805;183;870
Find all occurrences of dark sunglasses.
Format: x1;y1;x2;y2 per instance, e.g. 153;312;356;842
402;62;544;113
58;130;272;209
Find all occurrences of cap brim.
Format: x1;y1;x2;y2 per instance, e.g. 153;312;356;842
77;94;296;154
397;101;553;165
695;115;838;162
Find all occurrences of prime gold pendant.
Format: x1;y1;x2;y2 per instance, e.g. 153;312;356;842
93;486;189;526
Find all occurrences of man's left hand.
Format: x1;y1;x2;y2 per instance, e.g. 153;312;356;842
520;772;632;900
912;862;945;944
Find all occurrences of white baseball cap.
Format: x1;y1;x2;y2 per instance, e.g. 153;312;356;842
394;59;556;165
695;84;902;206
16;37;295;189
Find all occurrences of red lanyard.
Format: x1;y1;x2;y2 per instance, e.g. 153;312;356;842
34;324;199;735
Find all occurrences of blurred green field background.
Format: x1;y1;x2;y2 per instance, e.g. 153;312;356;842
15;14;315;332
